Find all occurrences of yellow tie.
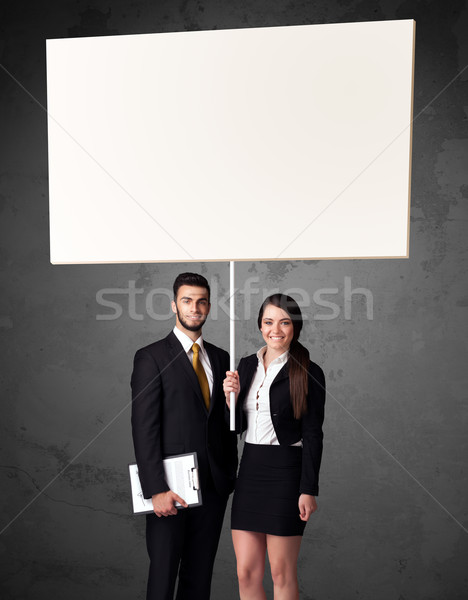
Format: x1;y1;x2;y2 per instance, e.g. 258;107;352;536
192;343;210;410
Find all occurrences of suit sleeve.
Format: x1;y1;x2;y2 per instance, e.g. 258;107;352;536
300;362;326;496
234;358;249;435
131;348;170;498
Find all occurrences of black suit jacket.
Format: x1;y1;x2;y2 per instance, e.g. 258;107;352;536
235;354;325;496
131;331;238;499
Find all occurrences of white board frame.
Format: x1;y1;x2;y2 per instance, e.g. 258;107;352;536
46;20;415;265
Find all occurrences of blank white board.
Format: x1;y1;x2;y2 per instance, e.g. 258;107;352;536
46;20;415;264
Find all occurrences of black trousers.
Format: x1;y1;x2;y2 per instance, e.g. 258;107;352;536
145;480;228;600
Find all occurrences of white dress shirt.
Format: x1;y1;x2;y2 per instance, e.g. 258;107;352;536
244;346;301;446
173;326;214;396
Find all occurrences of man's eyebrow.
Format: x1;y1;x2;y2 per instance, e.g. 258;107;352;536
180;296;208;301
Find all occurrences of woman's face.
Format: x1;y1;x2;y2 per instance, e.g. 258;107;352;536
260;304;294;354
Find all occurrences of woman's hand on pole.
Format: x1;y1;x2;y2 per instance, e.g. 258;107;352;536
223;370;240;407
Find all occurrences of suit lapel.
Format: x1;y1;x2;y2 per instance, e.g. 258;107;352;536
241;354;289;392
271;361;289;385
204;342;219;415
166;332;207;410
235;355;258;434
241;355;258;392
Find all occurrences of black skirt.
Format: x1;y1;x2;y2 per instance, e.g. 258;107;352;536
231;442;306;536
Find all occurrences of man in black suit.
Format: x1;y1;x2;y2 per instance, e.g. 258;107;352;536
131;272;237;600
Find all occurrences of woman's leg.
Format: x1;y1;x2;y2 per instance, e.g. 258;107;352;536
232;529;267;600
266;535;302;600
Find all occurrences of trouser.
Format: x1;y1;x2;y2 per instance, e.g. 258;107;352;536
145;479;228;600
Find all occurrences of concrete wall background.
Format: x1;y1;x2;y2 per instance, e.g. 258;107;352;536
1;1;467;598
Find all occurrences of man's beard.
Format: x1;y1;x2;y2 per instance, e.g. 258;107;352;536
176;307;206;332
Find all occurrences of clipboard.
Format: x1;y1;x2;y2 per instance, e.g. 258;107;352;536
129;452;202;514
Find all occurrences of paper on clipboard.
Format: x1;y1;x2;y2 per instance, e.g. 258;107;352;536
129;452;202;514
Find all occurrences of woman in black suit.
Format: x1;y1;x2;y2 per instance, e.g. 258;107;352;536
224;293;325;600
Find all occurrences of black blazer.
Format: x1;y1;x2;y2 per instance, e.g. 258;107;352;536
235;354;325;496
131;331;238;499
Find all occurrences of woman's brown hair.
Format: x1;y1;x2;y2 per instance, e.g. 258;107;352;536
257;293;309;419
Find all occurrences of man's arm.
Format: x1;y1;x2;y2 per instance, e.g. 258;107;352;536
131;348;169;498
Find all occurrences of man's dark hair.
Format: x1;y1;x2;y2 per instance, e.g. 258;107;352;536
173;272;211;301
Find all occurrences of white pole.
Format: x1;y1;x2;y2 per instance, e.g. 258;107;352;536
229;260;236;431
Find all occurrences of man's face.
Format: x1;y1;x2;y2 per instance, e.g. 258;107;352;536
171;285;211;334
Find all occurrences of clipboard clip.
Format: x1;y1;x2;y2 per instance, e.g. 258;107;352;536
191;467;200;491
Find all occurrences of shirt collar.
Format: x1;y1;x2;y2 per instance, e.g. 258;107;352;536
173;326;205;355
256;345;289;367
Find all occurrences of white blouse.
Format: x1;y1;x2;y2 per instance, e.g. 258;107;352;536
244;346;302;446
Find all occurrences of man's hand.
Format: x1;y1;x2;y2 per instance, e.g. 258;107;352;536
298;494;317;521
152;490;188;517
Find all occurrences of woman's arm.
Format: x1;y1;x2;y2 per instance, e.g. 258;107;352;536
223;358;244;434
223;356;254;435
299;361;326;496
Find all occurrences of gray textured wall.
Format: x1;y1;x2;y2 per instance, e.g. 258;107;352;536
1;1;467;598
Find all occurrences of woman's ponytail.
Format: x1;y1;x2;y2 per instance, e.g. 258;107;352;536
288;340;309;419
